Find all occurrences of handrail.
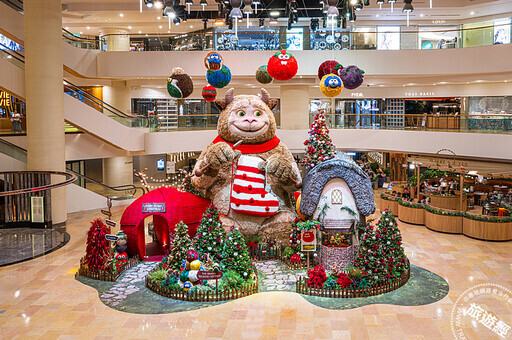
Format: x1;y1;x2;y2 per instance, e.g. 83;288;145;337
0;170;76;196
66;169;146;199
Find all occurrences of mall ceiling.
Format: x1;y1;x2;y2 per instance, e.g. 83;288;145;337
54;0;512;35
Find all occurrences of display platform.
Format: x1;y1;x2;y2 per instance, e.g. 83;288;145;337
76;260;449;314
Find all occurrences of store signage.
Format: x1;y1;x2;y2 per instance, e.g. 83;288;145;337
142;203;166;213
0;91;11;107
301;230;316;252
405;92;435;97
105;234;119;241
157;159;165;170
196;270;223;280
351;93;364;97
432;20;446;24
166;161;175;174
105;219;117;228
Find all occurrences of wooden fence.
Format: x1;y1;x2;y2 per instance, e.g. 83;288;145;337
296;261;410;298
145;267;259;302
76;258;139;282
249;245;281;261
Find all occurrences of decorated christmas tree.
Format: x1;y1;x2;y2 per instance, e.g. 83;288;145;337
167;221;193;271
220;226;253;279
84;218;112;270
353;210;408;283
194;205;226;263
376;210;408;280
301;110;336;168
178;170;204;197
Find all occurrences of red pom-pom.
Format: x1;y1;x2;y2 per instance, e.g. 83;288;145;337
202;85;217;102
317;60;342;80
267;50;298;81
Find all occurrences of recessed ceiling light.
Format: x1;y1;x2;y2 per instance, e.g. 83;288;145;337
270;11;280;17
128;26;132;29
376;14;379;18
168;30;171;33
145;33;149;36
470;11;475;15
86;26;90;29
154;1;163;9
138;30;142;34
190;25;193;28
79;31;83;34
157;16;161;20
119;13;124;17
420;13;424;17
159;25;163;29
65;26;69;30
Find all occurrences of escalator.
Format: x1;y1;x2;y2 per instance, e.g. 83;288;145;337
0;41;157;150
0;138;145;200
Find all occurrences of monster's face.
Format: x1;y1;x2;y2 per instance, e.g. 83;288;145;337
205;52;223;71
324;75;342;88
267;50;298;81
227;98;271;139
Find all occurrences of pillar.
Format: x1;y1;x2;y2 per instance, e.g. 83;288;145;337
99;27;131;51
102;156;134;187
102;80;131;114
279;85;310;130
24;0;66;224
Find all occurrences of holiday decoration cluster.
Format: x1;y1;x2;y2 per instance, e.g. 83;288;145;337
301;110;336;168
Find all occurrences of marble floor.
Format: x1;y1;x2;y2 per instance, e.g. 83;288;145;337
0;204;511;339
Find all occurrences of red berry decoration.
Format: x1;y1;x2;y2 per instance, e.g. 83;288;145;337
202;85;217;102
267;50;298;81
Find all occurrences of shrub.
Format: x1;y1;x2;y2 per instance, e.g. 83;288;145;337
323;275;341;289
336;273;353;288
219;270;245;291
307;265;327;288
148;268;168;283
283;247;295;259
190;285;213;294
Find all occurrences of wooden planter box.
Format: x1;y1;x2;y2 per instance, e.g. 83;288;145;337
398;204;425;225
425;211;463;234
463;217;512;241
380;197;398;215
430;195;467;212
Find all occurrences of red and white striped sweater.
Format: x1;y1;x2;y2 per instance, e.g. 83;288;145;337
230;155;279;217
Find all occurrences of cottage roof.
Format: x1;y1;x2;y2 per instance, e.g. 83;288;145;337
299;152;376;217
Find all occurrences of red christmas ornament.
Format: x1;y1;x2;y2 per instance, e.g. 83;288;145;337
202;85;217;102
267;50;298;81
317;60;342;80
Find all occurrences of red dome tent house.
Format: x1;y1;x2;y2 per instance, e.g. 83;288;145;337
120;187;210;260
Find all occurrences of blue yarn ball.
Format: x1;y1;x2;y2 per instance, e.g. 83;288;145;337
207;65;232;89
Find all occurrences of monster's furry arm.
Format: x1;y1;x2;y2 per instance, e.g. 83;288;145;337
261;143;302;192
191;142;240;190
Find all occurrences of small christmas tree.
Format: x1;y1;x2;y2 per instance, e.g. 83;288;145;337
353;224;387;283
301;110;336;168
194;205;226;263
220;226;253;279
376;210;408;280
167;221;193;271
178;170;204;197
84;218;111;270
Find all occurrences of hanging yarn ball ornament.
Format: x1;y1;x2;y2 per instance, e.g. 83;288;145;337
207;65;232;88
255;65;273;84
202;85;217;101
338;65;365;90
267;50;298;81
319;73;343;97
204;52;223;71
167;67;194;98
318;60;342;80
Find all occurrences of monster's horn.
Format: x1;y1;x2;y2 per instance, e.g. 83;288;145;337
260;88;270;105
225;88;235;104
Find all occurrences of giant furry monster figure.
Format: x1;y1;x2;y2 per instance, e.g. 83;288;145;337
192;88;301;242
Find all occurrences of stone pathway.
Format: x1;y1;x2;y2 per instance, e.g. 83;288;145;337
100;262;158;307
254;260;306;292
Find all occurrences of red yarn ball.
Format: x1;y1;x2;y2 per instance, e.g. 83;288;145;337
318;60;342;80
201;85;217;102
267;50;298;81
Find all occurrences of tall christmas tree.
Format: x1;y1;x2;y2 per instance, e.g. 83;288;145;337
194;205;226;263
301;110;336;168
376;210;408;280
84;218;111;270
167;221;193;271
220;226;253;279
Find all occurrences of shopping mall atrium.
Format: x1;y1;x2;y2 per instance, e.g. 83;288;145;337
1;0;512;338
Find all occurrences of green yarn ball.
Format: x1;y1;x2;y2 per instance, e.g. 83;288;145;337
255;65;273;84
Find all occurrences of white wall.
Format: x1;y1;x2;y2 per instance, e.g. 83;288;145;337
66;184;134;214
0;1;24;43
0;153;26;171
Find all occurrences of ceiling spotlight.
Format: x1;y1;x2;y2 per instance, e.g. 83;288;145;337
350;0;357;4
387;0;397;3
173;17;181;25
119;13;124;17
128;25;132;29
214;18;225;26
163;6;176;18
470;11;475;15
154;0;164;9
269;18;278;24
270;10;280;17
145;0;154;8
376;0;384;4
402;0;413;12
310;18;319;31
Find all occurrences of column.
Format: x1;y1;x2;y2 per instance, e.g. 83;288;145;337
24;0;66;224
102;80;131;113
279;85;310;130
102;156;134;187
99;27;131;51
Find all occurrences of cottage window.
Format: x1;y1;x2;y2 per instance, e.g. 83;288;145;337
331;189;343;204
